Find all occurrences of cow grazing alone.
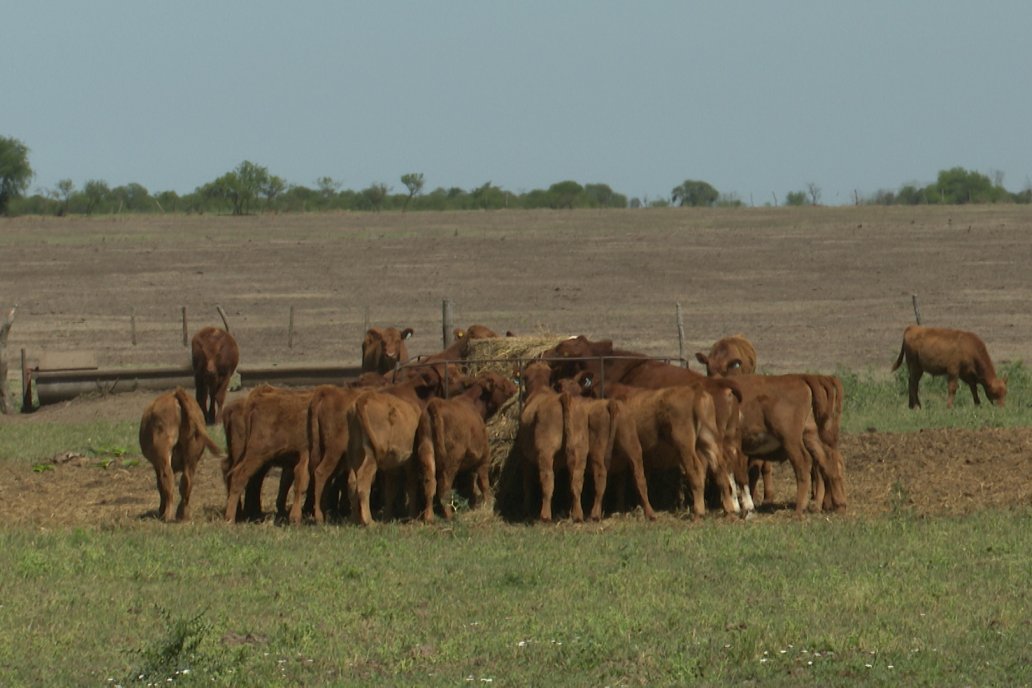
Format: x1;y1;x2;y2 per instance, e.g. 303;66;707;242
362;326;414;374
891;325;1007;409
695;334;757;377
139;388;221;522
191;326;240;424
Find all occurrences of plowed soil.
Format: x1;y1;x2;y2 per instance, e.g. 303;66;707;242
1;207;1030;527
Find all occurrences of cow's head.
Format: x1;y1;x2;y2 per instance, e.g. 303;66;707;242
470;371;518;415
521;361;553;398
988;377;1007;407
361;326;414;374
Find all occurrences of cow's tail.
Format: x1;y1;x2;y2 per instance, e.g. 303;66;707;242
560;391;575;467
891;338;906;372
175;387;222;456
803;375;842;448
428;402;447;465
307;391;324;475
604;400;622;466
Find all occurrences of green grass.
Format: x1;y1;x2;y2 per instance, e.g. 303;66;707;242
839;361;1031;433
0;419;139;462
0;511;1028;686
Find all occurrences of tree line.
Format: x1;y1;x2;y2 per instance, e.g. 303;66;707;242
1;135;1029;217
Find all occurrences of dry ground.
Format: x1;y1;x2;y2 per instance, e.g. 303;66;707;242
1;207;1030;527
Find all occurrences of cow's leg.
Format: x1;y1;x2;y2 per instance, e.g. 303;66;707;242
760;460;774;504
213;373;232;423
175;456;197;521
946;376;959;408
969;381;982;405
352;455;378;526
616;427;654;520
276;466;294;520
224;453;266;523
587;450;607;522
243;465;268;521
311;451;342;525
538;452;555;523
700;430;738;516
154;447;176;522
568;454;586;523
474;461;491;510
437;466;458;519
907;367;923;409
416;430;436;523
288;451;309;525
782;439;813;514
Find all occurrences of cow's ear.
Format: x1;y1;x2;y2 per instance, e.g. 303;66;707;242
401;328;414;340
695;352;709;366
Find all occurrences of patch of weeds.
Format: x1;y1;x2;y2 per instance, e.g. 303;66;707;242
32;463;54;473
87;444;128;458
121;606;240;686
121;458;141;468
888;480;913;518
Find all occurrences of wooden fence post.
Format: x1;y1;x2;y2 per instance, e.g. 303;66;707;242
130;308;137;346
216;305;231;332
21;347;31;412
911;294;922;325
181;306;188;346
675;302;687;367
288;306;295;349
0;305;16;414
442;299;454;348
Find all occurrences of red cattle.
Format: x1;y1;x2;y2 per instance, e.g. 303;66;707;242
344;370;444;525
695;334;757;377
191;326;240;424
542;336;748;514
361;326;414;375
891;325;1007;409
222;385;315;525
425;371;517;518
139;388;221;522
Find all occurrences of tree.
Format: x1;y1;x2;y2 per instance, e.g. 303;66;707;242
547;180;583;209
0;136;34;215
261;175;286;208
199;161;271;215
806;182;821;206
784;190;807;206
671;179;718;207
82;179;110;215
401;173;424;210
362;183;389;211
930;167;1002;204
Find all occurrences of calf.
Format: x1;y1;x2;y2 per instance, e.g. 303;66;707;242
555;374;656;521
891;325;1007;409
426;371;517;518
222;385;315;525
139;388;221;522
516;362;591;522
191;326;239;424
695;334;757;377
732;375;847;514
344;370;444;525
361;326;414;374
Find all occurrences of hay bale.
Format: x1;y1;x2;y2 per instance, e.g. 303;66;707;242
463;334;568;376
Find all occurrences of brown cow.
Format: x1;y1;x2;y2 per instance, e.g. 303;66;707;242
696;334;773;505
344;370;444;525
542;336;748;515
891;325;1007;409
732;374;847;514
222;385;315;525
361;326;414;374
139;388;221;522
695;334;757;377
425;371;517;518
555;373;656;521
191;326;240;424
221;396;294;522
453;324;517;341
516;362;590;522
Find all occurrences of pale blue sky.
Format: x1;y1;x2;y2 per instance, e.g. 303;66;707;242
4;1;1031;204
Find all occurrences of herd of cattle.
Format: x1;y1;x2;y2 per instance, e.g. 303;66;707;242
138;322;1009;525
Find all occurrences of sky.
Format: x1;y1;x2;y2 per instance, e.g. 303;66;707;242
4;1;1032;205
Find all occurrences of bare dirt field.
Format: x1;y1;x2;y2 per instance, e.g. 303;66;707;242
1;206;1030;527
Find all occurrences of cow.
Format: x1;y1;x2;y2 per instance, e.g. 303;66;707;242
139;388;221;522
516;362;590;522
307;385;367;524
731;374;847;514
696;334;773;505
191;326;240;424
891;325;1007;409
695;334;757;377
221;396;294;522
425;371;517;518
554;374;656;521
361;326;414;375
344;369;444;525
453;324;517;341
222;385;315;525
542;336;749;515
